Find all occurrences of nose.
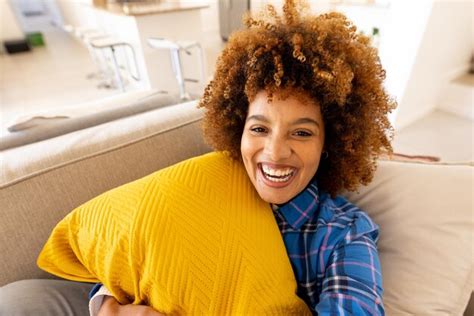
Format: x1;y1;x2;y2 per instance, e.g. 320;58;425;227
264;133;291;161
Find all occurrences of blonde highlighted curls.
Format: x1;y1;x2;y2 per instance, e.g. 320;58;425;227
198;0;396;196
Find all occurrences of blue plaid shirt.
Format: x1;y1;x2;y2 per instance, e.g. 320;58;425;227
274;180;384;315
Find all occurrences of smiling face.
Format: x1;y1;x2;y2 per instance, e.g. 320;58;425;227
241;89;325;204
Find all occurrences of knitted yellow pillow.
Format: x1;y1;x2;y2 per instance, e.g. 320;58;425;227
37;152;311;315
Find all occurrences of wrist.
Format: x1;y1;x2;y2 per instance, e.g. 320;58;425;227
98;296;119;316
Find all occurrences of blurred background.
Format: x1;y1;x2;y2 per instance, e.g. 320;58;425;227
0;0;472;161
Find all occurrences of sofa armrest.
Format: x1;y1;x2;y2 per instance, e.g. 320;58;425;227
0;100;211;286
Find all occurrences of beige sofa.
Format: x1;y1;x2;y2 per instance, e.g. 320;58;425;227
1;96;472;315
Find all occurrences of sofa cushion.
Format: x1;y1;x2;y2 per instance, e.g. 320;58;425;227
0;279;93;315
37;152;311;315
0;100;211;286
344;160;474;315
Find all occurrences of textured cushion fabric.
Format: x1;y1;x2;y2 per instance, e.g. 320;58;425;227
37;152;311;315
344;160;474;315
0;101;210;286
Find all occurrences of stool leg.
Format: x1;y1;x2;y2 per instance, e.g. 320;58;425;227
85;38;108;80
123;46;132;79
100;49;115;87
170;48;186;100
110;46;125;92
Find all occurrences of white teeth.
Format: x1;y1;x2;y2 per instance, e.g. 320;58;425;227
261;164;295;182
262;164;294;177
266;174;291;182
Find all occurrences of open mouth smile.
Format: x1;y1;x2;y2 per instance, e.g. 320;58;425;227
258;163;298;187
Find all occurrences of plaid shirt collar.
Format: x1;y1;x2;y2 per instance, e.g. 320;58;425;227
273;179;320;230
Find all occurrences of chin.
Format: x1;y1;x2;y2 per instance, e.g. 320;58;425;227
258;191;291;205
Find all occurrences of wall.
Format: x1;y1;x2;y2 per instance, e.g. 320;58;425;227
376;0;432;128
55;0;96;28
8;0;43;32
422;0;473;121
200;0;219;34
250;0;331;14
43;0;64;27
0;0;24;43
387;0;473;129
6;0;65;33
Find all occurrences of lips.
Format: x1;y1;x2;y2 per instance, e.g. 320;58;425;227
257;163;298;188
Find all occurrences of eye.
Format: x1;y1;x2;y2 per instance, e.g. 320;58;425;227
250;126;267;134
293;130;313;137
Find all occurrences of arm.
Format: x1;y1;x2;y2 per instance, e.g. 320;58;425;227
89;284;112;316
89;284;164;316
315;230;384;315
98;297;165;316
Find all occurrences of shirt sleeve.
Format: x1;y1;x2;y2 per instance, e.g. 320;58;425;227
315;214;385;316
89;284;113;316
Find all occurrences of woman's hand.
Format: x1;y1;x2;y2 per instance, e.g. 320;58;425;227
98;296;165;316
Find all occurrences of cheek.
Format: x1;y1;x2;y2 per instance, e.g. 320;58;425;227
301;144;323;175
240;134;251;161
240;134;267;187
240;134;256;175
310;159;321;176
240;133;260;161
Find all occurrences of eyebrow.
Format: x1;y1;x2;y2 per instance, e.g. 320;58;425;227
246;115;320;128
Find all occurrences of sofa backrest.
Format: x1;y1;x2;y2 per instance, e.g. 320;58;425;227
0;100;211;286
0;91;183;150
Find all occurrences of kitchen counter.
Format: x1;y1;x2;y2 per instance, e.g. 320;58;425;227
88;0;209;94
99;1;209;16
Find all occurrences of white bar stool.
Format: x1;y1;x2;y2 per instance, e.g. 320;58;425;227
147;37;205;100
73;27;111;82
90;38;141;92
83;31;111;79
74;27;99;40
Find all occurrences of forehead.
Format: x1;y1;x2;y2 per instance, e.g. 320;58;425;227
248;90;321;119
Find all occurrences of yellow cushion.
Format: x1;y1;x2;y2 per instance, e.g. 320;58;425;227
37;151;311;315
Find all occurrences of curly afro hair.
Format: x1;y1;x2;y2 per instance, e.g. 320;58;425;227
198;0;396;196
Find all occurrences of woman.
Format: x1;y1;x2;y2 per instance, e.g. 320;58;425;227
94;0;394;315
0;0;393;315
